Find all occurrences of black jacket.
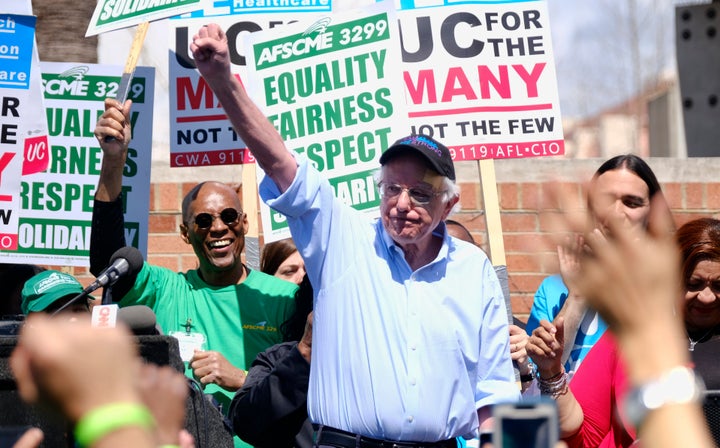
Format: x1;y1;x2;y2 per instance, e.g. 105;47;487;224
230;341;313;448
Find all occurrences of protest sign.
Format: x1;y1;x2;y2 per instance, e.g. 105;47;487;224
166;0;561;247
0;10;49;251
86;0;205;36
168;7;327;168
0;62;154;266
169;1;561;168
398;1;564;160
169;4;334;272
182;0;331;16
243;2;409;241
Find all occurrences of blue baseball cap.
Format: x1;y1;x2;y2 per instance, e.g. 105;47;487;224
379;134;456;181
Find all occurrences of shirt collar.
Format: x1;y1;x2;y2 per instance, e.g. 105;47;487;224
376;220;453;267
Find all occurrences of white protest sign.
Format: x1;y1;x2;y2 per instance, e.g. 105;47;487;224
86;0;205;36
398;1;564;160
0;62;154;266
0;11;50;251
168;1;561;169
243;2;409;241
167;10;325;168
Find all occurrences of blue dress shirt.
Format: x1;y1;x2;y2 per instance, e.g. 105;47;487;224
260;156;519;442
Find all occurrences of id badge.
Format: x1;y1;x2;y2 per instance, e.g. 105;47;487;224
169;331;206;362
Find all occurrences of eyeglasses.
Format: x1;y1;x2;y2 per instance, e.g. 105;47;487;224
378;182;445;205
193;208;241;229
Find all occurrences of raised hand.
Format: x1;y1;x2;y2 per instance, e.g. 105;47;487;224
10;315;142;422
138;364;190;447
190;24;232;85
527;318;565;379
95;98;132;153
557;234;583;295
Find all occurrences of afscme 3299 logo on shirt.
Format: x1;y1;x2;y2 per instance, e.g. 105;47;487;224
243;321;278;333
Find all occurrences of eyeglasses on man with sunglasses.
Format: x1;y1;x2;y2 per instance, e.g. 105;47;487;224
193;208;242;229
378;182;446;206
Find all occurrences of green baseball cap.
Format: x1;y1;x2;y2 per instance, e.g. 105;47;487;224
21;270;84;314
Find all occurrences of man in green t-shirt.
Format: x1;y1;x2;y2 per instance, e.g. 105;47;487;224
92;100;298;448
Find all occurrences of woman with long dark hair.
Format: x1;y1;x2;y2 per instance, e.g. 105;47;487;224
528;217;720;447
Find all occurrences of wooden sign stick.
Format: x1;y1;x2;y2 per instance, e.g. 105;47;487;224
478;158;506;266
104;21;149;142
115;21;150;103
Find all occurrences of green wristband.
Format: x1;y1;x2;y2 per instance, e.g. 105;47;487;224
74;402;155;447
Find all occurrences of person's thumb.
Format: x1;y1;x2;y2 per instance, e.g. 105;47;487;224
553;316;565;345
12;428;43;448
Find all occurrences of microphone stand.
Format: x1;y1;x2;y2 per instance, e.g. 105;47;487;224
51;289;95;316
101;284;114;305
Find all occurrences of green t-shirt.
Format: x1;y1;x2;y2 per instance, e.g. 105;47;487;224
119;263;297;447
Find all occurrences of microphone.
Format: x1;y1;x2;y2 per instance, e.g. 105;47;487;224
88;246;144;295
118;305;159;335
52;246;144;316
91;247;144;325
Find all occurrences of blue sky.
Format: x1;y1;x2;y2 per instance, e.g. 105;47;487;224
546;0;686;118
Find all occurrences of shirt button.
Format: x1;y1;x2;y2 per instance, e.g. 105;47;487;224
410;378;416;386
407;415;414;423
410;344;416;351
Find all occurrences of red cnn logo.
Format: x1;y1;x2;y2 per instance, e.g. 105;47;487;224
92;305;118;328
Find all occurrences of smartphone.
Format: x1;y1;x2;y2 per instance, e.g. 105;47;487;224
492;399;559;448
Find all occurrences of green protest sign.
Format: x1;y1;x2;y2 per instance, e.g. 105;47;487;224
243;2;410;241
86;0;203;36
0;62;154;266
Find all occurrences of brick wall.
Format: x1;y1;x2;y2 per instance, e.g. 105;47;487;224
64;157;720;322
449;157;720;321
449;180;720;321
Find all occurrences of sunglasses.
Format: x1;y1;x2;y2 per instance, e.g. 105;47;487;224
193;208;241;229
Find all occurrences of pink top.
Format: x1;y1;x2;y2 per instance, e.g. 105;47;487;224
564;332;637;448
